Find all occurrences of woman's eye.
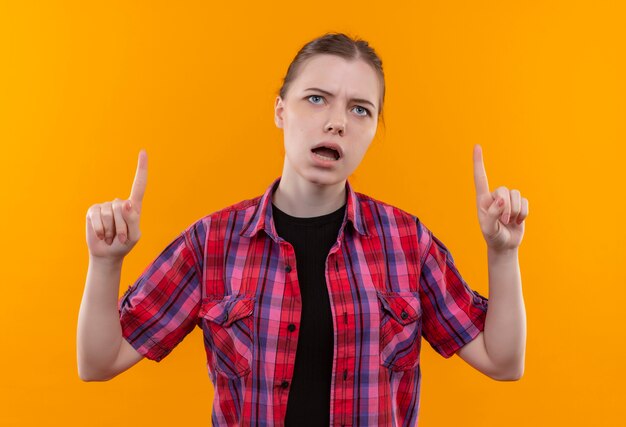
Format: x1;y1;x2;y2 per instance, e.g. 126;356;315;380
308;95;324;104
354;106;370;117
307;95;370;117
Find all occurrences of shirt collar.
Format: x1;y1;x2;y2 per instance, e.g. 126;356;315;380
239;176;369;240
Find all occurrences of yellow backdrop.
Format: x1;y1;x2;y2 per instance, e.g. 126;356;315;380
1;1;624;426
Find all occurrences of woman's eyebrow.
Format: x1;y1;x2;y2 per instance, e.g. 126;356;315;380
303;87;376;110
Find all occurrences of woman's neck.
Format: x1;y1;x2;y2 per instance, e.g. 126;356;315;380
272;171;346;218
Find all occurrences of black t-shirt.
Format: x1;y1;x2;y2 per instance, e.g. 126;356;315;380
272;201;346;427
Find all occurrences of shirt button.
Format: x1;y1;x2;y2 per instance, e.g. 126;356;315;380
401;310;408;320
287;324;296;332
280;380;289;389
285;265;292;273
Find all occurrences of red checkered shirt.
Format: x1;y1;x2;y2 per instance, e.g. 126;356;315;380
118;176;489;426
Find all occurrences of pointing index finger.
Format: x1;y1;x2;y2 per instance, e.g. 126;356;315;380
129;149;148;212
473;144;490;197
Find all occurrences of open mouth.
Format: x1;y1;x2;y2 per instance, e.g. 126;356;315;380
311;147;340;161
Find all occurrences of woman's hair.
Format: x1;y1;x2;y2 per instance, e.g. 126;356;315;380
278;32;386;128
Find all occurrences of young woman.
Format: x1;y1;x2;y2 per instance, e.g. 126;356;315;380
78;32;528;426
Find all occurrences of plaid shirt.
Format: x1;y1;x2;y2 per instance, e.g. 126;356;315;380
118;176;489;426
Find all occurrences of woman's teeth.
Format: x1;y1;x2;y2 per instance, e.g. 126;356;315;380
313;151;338;161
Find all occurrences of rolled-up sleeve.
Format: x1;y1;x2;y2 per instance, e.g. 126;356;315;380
117;227;203;362
417;220;489;359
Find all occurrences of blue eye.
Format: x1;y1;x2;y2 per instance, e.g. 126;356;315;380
354;106;370;117
308;95;324;104
307;95;370;117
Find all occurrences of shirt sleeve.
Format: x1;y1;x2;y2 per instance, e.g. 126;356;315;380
417;219;489;359
117;226;204;362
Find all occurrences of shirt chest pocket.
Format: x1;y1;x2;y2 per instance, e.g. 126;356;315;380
376;290;423;371
200;294;256;379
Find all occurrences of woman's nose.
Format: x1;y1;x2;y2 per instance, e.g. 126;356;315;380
324;103;347;135
325;115;346;135
325;122;344;135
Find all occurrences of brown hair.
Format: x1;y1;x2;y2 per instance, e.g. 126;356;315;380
278;32;386;129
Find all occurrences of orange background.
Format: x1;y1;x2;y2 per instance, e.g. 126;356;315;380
1;1;625;426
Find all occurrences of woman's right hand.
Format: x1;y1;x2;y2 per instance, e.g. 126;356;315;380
86;150;148;262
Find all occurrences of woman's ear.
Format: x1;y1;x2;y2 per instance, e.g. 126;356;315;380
274;96;284;129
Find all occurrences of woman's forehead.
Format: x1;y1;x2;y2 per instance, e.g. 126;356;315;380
293;55;380;100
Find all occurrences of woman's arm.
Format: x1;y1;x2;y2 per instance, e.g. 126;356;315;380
456;144;528;380
76;257;143;381
457;247;526;380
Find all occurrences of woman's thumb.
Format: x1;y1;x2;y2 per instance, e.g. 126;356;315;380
122;199;139;225
486;197;504;219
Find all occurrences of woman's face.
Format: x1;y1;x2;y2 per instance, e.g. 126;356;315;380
274;54;380;186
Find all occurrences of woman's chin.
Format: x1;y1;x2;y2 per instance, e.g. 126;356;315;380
303;171;349;187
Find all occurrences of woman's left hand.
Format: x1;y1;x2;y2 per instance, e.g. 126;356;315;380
473;144;529;252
